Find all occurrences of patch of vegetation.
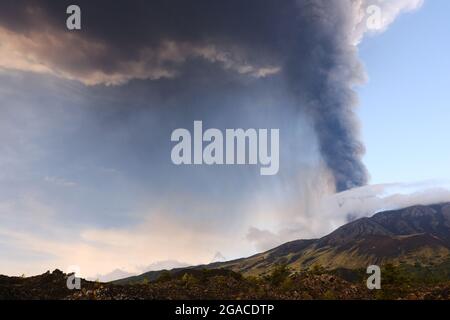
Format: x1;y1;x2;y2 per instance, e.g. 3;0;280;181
265;264;291;286
156;271;172;283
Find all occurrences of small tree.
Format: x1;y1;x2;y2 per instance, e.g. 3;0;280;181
310;264;325;275
267;264;291;286
181;273;199;287
157;270;172;283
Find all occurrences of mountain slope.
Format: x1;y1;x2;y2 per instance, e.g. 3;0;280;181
115;203;450;284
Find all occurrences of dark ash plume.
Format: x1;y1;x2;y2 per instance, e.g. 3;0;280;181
0;0;370;191
284;1;369;191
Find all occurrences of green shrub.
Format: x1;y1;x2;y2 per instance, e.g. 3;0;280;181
266;264;291;286
157;270;172;283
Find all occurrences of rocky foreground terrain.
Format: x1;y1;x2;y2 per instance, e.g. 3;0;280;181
1;267;450;300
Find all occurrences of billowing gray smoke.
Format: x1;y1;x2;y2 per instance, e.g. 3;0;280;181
283;1;368;191
0;0;421;191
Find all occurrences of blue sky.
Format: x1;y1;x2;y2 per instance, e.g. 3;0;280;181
358;0;450;184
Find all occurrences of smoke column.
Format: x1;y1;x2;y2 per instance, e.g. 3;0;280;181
283;1;369;191
0;0;423;191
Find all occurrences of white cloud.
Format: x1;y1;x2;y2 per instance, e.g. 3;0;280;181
0;205;253;277
352;0;424;43
245;180;450;251
44;176;77;187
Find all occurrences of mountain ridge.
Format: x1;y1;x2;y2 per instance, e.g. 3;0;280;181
114;203;450;285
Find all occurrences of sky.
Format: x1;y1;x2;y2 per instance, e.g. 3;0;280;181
358;0;450;184
0;0;449;280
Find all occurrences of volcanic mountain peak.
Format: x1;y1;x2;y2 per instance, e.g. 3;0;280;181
115;203;450;284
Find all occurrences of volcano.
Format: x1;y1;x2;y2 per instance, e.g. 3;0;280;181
116;203;450;284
